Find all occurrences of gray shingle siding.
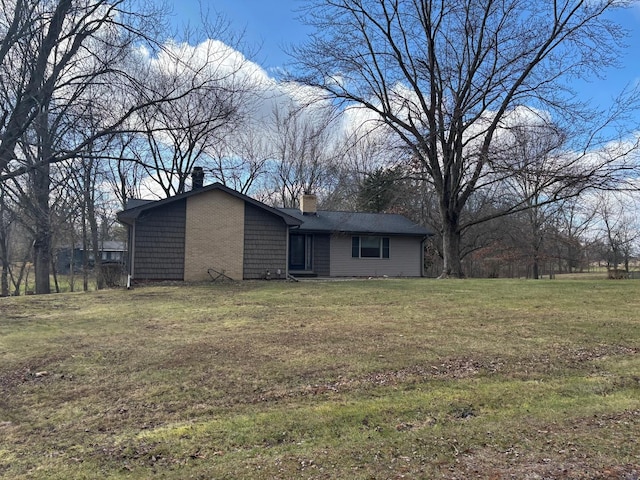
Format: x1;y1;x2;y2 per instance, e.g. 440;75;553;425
329;234;422;277
313;234;331;276
133;200;186;280
243;203;288;279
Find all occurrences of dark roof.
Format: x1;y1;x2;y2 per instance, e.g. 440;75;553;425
279;208;432;236
117;183;303;227
117;183;431;236
97;241;127;251
58;241;126;251
125;199;154;209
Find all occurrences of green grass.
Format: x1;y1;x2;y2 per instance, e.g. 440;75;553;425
1;279;639;479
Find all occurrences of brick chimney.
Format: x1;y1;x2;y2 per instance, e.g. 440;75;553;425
300;193;317;215
191;166;204;190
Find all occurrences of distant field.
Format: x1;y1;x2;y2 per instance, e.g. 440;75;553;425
1;279;639;479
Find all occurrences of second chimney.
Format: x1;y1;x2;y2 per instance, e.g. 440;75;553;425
300;193;317;215
191;166;204;190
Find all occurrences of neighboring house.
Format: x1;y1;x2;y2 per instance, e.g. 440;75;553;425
117;178;432;282
56;241;127;274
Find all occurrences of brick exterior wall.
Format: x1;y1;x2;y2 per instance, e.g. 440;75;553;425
184;190;245;281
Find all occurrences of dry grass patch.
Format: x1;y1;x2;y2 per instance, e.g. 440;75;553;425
1;279;639;479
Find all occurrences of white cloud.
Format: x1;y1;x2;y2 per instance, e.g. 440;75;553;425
129;36;640;203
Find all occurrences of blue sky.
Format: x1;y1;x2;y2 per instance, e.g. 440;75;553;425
173;0;640;126
176;0;310;70
586;7;640;116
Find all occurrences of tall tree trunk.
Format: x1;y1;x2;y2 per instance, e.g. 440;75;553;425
69;237;75;292
32;161;51;294
83;157;105;289
0;216;8;297
1;243;9;297
82;201;89;292
532;230;542;280
33;219;51;293
0;188;9;296
439;208;464;278
11;250;30;296
51;256;59;293
31;103;53;295
88;203;104;290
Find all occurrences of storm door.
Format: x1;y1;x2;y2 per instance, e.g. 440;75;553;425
289;234;313;271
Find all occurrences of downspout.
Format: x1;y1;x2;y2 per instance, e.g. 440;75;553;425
129;223;135;281
285;225;290;279
420;236;427;277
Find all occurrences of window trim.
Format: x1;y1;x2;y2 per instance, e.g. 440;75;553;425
351;236;390;259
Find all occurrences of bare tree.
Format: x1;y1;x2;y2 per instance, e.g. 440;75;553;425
265;100;340;208
294;0;638;277
0;0;214;293
323;121;400;210
207;128;271;194
104;133;147;209
551;197;596;273
131;40;254;197
491;118;569;278
594;191;639;274
0;0;173;180
0;182;17;296
0;159;71;294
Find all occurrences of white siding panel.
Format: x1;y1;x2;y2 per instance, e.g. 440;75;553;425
329;234;422;277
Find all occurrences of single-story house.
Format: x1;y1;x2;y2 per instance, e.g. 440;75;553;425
56;241;127;274
116;179;432;281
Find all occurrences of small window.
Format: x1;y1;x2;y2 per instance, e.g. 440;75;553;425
351;236;390;259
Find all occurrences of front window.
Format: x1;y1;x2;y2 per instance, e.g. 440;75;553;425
352;236;390;258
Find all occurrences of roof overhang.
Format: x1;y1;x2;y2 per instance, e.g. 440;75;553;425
117;183;303;227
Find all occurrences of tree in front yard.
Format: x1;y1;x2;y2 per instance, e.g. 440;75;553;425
293;0;639;277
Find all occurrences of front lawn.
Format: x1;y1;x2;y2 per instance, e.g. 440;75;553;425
1;279;639;478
